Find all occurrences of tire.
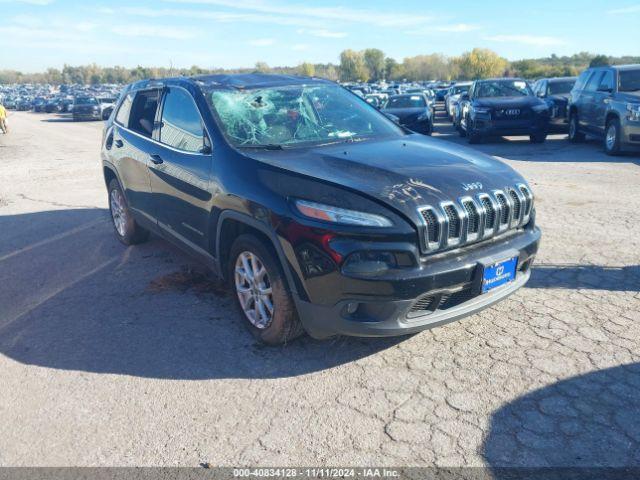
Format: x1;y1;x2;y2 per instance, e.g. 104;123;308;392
228;234;303;345
530;132;547;144
108;179;149;245
604;118;622;156
568;112;585;143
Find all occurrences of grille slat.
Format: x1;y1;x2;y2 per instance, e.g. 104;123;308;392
463;201;479;234
420;208;440;245
481;197;496;230
509;190;521;223
443;205;460;239
495;193;510;225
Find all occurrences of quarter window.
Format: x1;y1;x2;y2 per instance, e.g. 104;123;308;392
160;88;208;153
115;93;133;126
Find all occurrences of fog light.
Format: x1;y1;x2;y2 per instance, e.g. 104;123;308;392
342;251;397;276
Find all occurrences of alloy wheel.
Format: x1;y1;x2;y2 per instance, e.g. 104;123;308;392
234;251;274;329
606;124;617;151
110;188;127;237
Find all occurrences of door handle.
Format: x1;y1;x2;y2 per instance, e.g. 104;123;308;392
149;154;164;165
114;139;123;148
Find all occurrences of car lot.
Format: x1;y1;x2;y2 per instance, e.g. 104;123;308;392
0;109;639;467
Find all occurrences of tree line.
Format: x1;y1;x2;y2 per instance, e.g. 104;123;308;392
2;50;638;85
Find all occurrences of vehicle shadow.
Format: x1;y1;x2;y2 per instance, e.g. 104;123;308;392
0;208;402;380
483;363;640;469
527;263;640;292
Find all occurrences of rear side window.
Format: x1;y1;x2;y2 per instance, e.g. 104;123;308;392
115;93;133;126
129;90;161;138
159;88;207;153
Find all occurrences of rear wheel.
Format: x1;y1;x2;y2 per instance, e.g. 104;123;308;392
530;132;547;144
229;234;303;345
108;179;149;245
568;112;585;142
604;118;622;156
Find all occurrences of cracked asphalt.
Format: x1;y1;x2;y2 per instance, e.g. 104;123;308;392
0;109;638;468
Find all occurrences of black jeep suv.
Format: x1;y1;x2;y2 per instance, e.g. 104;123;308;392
102;74;541;344
568;64;640;155
458;78;551;144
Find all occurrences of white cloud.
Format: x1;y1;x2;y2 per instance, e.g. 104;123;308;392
163;0;435;27
408;23;480;35
0;0;54;4
608;4;640;13
248;38;275;47
298;28;347;39
291;43;309;51
111;25;197;40
484;34;566;47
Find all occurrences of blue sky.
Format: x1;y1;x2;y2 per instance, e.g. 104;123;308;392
2;0;639;72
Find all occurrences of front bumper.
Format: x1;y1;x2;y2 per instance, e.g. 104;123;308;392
472;114;549;137
295;226;541;339
73;111;101;120
621;117;640;148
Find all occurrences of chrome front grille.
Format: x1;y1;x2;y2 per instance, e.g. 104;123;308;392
417;184;533;253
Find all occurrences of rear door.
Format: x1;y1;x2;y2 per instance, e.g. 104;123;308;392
592;69;615;135
111;89;162;223
149;86;213;252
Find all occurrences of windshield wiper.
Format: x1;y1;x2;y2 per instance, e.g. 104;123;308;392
237;144;284;150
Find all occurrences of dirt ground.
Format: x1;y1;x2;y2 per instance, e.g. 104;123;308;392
0;109;639;467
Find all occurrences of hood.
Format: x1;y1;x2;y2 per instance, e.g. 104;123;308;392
381;107;428;123
616;91;640;102
247;135;526;225
474;96;543;109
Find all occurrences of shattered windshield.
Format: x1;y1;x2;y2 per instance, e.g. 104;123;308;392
205;84;403;148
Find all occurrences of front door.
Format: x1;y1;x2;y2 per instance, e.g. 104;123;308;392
149;86;213;252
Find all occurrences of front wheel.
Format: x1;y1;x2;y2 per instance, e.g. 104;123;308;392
568;113;585;143
229;234;303;345
108;179;149;245
530;132;547;144
604;118;622;156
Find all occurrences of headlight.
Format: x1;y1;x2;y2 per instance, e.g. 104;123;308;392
472;106;491;115
294;199;393;227
532;104;550;113
627;103;640;122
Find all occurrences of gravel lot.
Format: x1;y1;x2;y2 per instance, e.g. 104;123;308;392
0;109;639;468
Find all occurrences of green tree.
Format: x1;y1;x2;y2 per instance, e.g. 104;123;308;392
456;48;508;80
384;57;401;81
339;49;369;82
254;61;270;73
298;62;316;77
589;55;610;68
363;48;386;81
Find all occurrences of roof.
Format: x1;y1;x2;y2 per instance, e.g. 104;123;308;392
612;64;640;71
191;73;332;89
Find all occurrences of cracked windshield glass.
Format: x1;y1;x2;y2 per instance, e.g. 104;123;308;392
207;84;402;148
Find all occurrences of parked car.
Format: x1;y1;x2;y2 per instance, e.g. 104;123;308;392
32;97;46;112
445;82;472;120
458;78;551;144
532;77;576;133
72;96;102;121
44;99;62;113
568;64;640;155
101;74;540;344
98;97;117;120
381;93;433;135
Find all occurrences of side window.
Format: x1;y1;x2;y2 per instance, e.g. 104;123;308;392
160;88;208;153
115;93;133;126
585;71;604;92
574;70;592;91
128;90;160;138
599;70;614;91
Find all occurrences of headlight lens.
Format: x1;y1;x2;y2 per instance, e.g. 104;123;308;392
294;200;393;227
472;106;491;115
627;103;640;122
